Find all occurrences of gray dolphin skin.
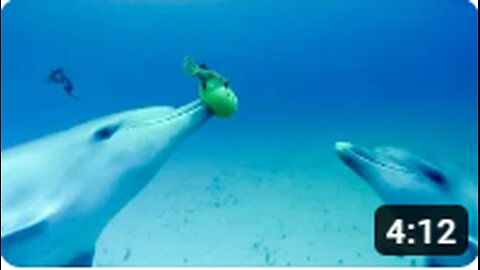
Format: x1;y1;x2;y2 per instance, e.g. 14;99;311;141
1;100;211;267
335;142;478;266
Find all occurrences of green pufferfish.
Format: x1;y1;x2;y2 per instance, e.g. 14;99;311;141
184;56;238;118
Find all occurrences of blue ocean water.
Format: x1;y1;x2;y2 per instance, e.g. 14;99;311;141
1;0;478;266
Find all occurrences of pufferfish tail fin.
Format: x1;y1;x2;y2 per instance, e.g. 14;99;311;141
183;55;200;76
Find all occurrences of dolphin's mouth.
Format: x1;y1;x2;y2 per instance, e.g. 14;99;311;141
127;99;210;128
336;142;410;173
159;99;208;124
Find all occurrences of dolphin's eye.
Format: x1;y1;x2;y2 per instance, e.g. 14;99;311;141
92;124;121;142
420;165;447;186
224;81;229;88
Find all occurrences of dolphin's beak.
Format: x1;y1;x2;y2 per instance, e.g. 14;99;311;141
335;141;370;165
165;99;212;139
335;141;394;185
335;141;381;165
164;99;211;124
335;141;354;153
335;141;409;173
335;141;367;171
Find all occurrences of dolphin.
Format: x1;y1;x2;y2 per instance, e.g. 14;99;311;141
1;99;210;266
335;142;478;266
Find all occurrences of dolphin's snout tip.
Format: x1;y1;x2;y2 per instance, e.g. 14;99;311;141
335;141;353;152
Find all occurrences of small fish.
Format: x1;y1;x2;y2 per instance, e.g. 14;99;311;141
184;55;238;118
47;68;65;84
47;68;79;101
63;78;79;101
